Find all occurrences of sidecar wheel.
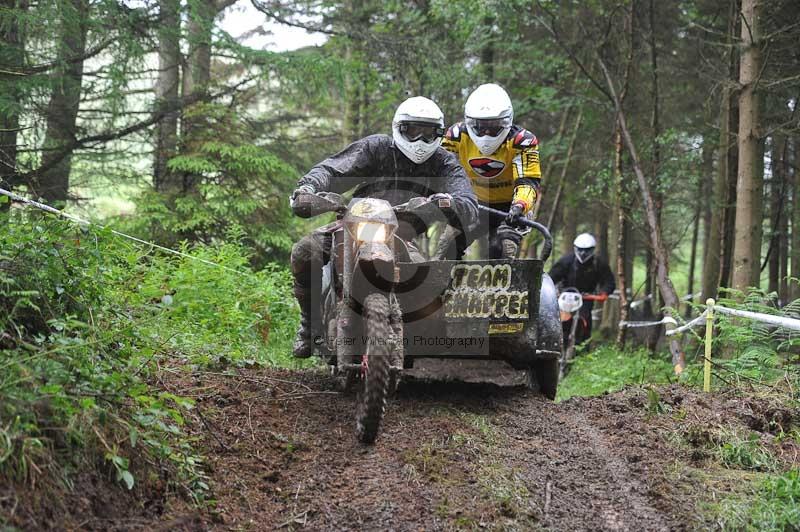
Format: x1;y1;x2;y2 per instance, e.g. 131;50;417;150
355;293;392;444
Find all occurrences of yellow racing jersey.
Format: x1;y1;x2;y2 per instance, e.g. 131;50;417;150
442;123;541;213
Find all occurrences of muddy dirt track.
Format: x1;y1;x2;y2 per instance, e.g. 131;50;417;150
133;366;793;532
9;366;797;531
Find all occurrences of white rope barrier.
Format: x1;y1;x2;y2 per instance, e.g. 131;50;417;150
713;305;800;332
619;304;800;336
618;316;676;329
1;187;251;277
665;310;708;336
629;294;653;310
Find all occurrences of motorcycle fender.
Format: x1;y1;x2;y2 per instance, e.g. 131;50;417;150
352;243;395;297
355;242;393;264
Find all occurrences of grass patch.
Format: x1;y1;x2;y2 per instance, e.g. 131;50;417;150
714;469;800;531
716;431;779;472
556;345;675;401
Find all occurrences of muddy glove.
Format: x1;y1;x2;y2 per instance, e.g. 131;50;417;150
317;191;347;212
290;184;316;210
291;184;316;200
506;203;524;225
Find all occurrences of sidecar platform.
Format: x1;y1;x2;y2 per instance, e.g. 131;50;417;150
393;258;556;368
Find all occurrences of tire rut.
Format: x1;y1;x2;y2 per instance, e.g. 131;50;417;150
494;395;674;531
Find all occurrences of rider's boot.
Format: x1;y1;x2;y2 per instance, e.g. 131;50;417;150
500;238;519;260
292;283;314;358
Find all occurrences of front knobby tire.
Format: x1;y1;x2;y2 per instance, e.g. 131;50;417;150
355;293;392;444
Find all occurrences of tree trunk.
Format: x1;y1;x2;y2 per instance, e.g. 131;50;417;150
731;0;763;292
540;108;583;264
179;0;235;192
791;137;800;302
778;138;797;305
753;136;766;283
687;176;703;316
647;0;662;310
614;127;629;345
721;117;739;289
560;197;577;255
702;92;731;302
0;0;24;204
720;0;741;290
533;102;572;223
597;56;685;372
480;14;495;82
183;0;215;99
153;0;181;192
767;135;784;295
542;106;583;241
594;216;608;261
36;0;89;204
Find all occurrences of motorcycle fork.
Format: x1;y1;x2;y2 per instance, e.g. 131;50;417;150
389;294;404;370
568;312;580;352
336;228;357;369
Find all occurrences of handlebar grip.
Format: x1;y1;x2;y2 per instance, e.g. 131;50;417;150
477;204;553;262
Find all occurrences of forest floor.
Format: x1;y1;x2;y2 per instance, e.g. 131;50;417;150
17;364;797;531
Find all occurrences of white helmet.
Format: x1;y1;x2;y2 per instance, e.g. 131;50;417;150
392;96;445;164
573;233;597;264
464;83;513;156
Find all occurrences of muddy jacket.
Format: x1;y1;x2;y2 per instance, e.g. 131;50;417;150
442;123;541;213
298;134;479;236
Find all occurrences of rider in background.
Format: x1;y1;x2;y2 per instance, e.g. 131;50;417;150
549;233;616;344
442;83;541;259
289;96;478;358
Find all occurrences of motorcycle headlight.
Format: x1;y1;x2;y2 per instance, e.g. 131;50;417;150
356;222;389;242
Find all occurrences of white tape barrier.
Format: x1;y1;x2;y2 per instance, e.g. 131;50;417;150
618;316;676;329
621;305;800;336
665;310;708;336
630;295;653;310
713;305;800;333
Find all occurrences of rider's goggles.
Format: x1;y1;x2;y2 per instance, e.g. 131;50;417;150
575;246;595;264
398;121;444;143
466;116;512;138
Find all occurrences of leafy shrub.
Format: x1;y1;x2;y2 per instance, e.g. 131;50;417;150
709;290;799;388
124;102;298;265
0;208;301;498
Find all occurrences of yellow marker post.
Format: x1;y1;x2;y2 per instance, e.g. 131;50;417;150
704;298;715;392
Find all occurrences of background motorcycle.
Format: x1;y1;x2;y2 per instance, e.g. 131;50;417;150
557;288;607;379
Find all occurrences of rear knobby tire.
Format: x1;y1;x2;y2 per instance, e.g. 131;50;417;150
355;293;392;444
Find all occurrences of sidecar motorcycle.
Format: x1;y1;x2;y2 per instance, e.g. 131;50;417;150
292;192;562;444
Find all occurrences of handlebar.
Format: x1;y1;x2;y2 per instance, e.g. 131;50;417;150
477;205;553;262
